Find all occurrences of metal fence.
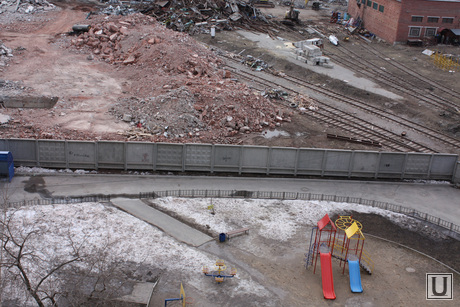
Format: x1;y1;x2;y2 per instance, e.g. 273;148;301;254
1;139;459;182
4;189;459;236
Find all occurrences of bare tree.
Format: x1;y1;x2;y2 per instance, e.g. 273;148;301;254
0;210;82;306
0;185;144;306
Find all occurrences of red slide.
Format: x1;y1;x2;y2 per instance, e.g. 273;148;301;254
320;252;336;300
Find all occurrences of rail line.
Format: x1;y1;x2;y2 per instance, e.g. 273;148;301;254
365;44;460;101
223;55;460;152
324;45;460;113
224;61;439;153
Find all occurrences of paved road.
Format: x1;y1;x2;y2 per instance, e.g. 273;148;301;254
3;173;460;226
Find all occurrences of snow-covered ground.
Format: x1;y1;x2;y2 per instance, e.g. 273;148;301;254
1;195;415;306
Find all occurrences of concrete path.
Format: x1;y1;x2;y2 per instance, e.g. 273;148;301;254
5;174;460;226
110;198;213;247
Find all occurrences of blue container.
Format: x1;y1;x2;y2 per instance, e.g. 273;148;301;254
219;233;227;242
0;151;14;182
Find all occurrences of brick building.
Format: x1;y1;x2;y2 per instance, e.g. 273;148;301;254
347;0;460;44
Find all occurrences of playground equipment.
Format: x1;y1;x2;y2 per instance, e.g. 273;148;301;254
164;283;193;307
202;259;237;283
305;214;337;299
319;244;336;300
348;255;363;293
305;214;374;298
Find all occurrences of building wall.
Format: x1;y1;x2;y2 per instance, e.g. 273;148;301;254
397;0;460;43
347;0;460;44
348;0;403;43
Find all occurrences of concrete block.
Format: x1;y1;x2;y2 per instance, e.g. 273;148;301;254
0;95;58;108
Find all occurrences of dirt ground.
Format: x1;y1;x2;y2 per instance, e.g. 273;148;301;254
149;209;460;307
1;1;459;152
1;1;459;306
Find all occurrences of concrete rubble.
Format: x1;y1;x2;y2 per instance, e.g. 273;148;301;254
0;40;13;69
0;0;55;14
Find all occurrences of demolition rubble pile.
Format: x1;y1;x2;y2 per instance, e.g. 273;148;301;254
71;13;290;143
0;0;56;14
97;0;274;34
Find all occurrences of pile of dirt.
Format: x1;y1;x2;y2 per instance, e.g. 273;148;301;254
68;13;290;143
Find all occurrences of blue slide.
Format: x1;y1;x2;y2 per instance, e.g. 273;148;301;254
348;259;363;293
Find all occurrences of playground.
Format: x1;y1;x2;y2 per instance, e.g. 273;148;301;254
150;198;459;307
2;194;459;306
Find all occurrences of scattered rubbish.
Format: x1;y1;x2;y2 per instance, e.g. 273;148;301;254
253;0;275;8
328;35;339;46
88;0;277;36
262;129;290;139
262;89;288;100
290;94;317;111
422;49;434;56
72;24;91;34
242;55;269;71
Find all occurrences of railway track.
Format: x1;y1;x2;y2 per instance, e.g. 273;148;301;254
223;55;460;153
224;60;438;152
365;44;460;102
324;44;460;113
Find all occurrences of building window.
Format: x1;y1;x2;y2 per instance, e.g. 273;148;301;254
367;0;372;7
442;17;454;24
373;2;378;9
361;0;365;3
409;27;421;37
427;17;439;23
411;16;423;22
379;5;384;12
425;28;437;37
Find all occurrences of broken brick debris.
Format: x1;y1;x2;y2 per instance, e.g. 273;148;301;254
69;13;289;144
